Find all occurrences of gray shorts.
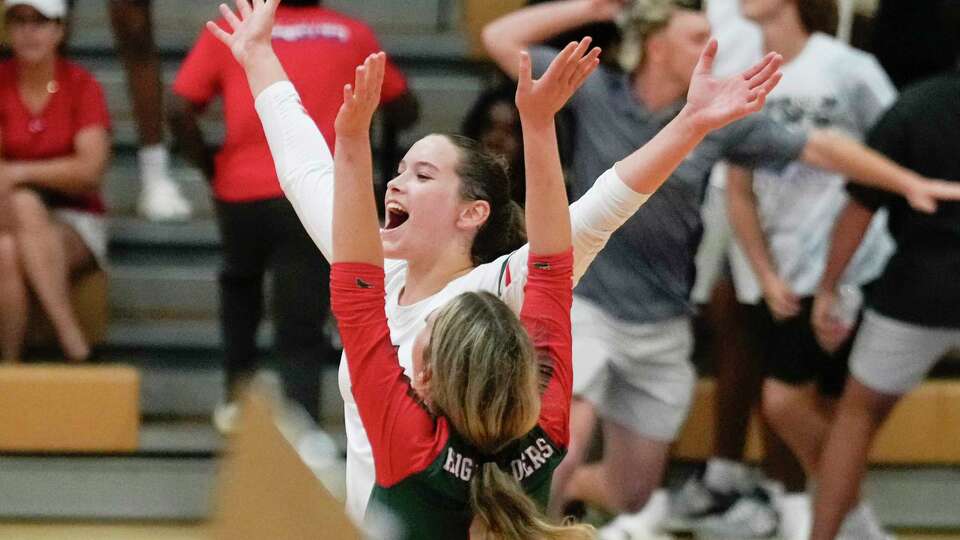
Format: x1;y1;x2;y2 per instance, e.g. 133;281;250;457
572;296;696;441
850;309;960;395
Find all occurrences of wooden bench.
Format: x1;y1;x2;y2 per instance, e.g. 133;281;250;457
674;377;960;464
0;364;140;453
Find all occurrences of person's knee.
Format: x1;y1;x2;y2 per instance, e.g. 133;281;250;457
841;377;899;422
761;379;800;428
10;189;51;232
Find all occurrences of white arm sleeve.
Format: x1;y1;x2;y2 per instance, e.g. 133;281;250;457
500;167;650;309
254;81;335;261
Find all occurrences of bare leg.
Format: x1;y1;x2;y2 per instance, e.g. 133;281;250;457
565;419;670;513
0;233;28;362
11;190;94;362
762;379;832;475
810;378;899;540
109;0;163;146
548;398;598;518
707;278;762;461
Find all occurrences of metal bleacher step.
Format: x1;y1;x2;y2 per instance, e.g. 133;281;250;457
105;318;270;351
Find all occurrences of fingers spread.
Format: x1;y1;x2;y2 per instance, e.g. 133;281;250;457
206;20;232;44
518;50;533;90
747;53;783;89
220;3;242;31
572;48;601;88
234;0;252;19
561;37;592;84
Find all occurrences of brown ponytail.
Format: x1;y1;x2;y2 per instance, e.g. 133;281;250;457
443;134;528;266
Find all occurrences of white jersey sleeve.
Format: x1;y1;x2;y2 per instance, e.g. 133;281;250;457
254;81;335;261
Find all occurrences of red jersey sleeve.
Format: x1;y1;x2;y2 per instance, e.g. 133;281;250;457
351;23;408;103
330;263;447;487
173;25;226;107
519;249;574;448
72;69;111;132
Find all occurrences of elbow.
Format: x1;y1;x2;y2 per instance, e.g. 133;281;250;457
481;23;516;77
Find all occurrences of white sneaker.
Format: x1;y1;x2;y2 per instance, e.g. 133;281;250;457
693;490;779;540
599;491;676;540
213;401;240;434
838;502;895;540
775;492;812;540
138;174;193;222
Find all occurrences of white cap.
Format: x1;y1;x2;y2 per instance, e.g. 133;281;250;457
5;0;67;19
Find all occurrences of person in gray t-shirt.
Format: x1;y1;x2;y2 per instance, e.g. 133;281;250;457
484;0;960;522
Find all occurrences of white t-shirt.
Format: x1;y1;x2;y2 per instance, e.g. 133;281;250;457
726;33;897;303
254;81;650;522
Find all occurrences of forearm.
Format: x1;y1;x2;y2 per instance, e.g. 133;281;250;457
254;81;335;260
240;44;289;100
614;106;710;195
817;199;874;293
6;156;104;196
483;0;598;79
726;166;778;283
167;96;215;180
522;118;571;255
332;134;382;266
802;129;922;197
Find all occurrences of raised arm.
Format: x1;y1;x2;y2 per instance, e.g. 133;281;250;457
516;39;601;255
331;54;386;266
616;40;781;194
801;130;960;213
207;0;336;260
483;0;624;80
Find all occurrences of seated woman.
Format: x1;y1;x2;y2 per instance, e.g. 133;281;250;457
0;0;110;363
329;43;596;538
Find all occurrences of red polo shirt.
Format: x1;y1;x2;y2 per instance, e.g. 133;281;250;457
0;59;109;214
173;6;409;203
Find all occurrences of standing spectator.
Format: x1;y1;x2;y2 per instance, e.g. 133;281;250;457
810;70;960;540
0;0;110;364
483;0;960;535
698;0;897;538
63;0;193;221
169;0;417;428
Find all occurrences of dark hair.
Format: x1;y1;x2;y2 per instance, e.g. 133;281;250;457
444;134;527;266
797;0;839;36
460;84;526;203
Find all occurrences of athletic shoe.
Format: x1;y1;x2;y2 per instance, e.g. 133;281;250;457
213;401;239;434
775;491;812;540
599;490;676;540
692;488;779;540
663;476;741;532
837;502;896;540
138;173;192;221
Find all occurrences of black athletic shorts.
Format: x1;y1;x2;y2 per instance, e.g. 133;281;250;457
744;296;856;397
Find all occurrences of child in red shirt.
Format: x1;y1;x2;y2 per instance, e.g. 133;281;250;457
0;0;110;363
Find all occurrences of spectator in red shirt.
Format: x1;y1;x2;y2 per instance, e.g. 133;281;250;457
0;0;110;364
169;0;418;427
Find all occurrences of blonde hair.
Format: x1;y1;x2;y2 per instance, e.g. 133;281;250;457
616;0;701;71
427;292;594;540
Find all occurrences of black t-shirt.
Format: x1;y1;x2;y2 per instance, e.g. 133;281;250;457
847;72;960;328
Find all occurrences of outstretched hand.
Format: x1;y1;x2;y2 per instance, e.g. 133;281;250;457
206;0;281;66
904;178;960;214
335;53;386;138
516;38;601;127
685;39;783;132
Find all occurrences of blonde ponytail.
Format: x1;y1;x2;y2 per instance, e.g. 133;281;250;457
469;463;595;540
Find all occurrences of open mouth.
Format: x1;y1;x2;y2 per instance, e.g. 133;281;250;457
384;202;410;230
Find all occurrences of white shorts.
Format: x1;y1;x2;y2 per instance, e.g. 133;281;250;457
850;309;960;395
53;209;108;269
572;296;696;441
